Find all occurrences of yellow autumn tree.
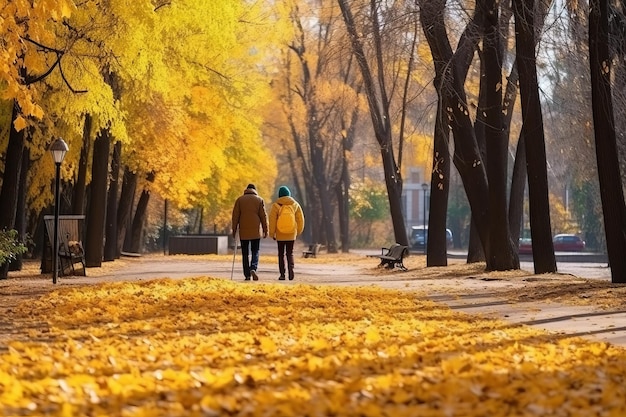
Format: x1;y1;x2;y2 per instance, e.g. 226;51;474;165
117;0;279;229
0;0;74;127
2;0;281;243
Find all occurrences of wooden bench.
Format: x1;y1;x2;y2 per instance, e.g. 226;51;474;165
302;243;322;258
43;215;87;277
367;243;409;270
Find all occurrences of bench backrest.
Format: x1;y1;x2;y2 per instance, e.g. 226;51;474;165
44;215;85;251
386;244;408;259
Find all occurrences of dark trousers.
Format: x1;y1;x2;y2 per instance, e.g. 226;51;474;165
240;239;260;278
277;240;295;279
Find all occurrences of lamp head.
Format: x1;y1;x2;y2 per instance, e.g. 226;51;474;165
50;138;69;164
421;182;428;191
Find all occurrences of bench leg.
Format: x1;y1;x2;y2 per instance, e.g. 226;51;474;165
58;255;68;277
78;258;87;276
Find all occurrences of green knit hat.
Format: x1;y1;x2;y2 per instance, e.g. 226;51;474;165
278;186;291;197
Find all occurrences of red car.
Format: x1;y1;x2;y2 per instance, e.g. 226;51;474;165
553;234;585;252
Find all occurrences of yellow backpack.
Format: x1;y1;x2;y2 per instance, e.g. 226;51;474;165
276;204;297;233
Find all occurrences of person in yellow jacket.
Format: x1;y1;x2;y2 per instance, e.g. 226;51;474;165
268;186;305;280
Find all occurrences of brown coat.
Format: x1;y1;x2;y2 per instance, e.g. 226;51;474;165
232;189;268;240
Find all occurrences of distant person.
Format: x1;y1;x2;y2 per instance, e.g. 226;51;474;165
232;184;268;281
268;186;305;280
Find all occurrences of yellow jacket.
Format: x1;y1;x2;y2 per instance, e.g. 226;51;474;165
269;196;305;241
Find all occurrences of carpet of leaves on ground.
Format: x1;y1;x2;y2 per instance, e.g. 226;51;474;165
1;277;625;416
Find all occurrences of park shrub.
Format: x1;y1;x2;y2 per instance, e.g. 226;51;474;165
0;229;27;265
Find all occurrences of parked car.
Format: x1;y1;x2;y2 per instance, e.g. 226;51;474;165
553;234;585;252
410;226;453;250
519;234;586;254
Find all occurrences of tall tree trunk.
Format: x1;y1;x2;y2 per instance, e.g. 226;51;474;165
287;15;339;253
129;186;152;254
482;0;519;271
85;70;121;267
509;133;527;245
505;63;526;247
467;50;489;264
0;102;25;279
506;0;551;249
84;129;110;267
309;113;338;253
72;113;92;215
589;0;626;283
10;147;30;271
127;172;155;254
337;104;358;253
338;0;408;246
513;0;555;273
116;167;137;257
103;141;121;261
426;98;451;266
420;0;491;260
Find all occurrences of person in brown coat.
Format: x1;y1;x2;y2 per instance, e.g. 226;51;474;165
232;184;268;281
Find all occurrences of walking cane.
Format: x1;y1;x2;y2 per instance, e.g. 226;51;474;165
230;231;238;280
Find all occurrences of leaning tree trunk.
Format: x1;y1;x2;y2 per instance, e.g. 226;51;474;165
504;63;526;246
116;167;137;257
128;187;151;254
421;0;491;259
589;0;626;283
506;0;551;250
513;0;555;273
338;0;408;246
0;102;25;279
509;133;527;245
467;47;489;264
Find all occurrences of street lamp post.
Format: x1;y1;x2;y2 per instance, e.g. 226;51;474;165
50;138;69;284
421;182;428;254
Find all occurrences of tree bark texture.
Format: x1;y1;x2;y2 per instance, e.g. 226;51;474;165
71;113;92;215
84;129;110;267
116;167;137;257
420;0;491;260
589;0;626;283
129;188;150;254
513;0;555;273
9;147;30;271
482;0;519;270
104;141;121;261
0;102;25;278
